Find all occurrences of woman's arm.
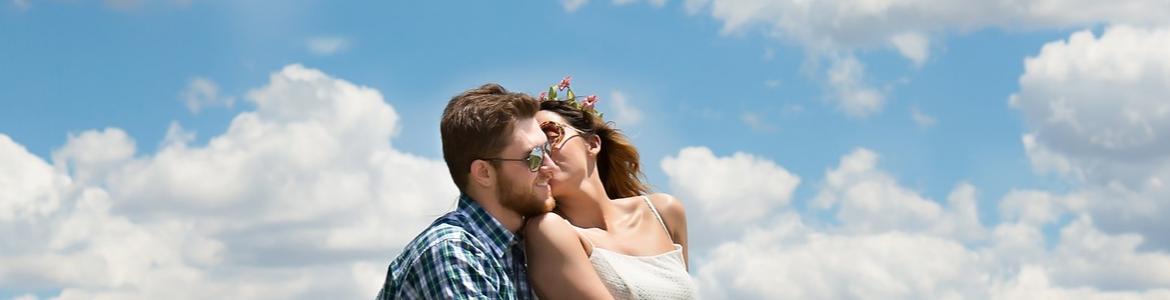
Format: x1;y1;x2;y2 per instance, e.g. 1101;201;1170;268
524;213;615;300
650;193;689;270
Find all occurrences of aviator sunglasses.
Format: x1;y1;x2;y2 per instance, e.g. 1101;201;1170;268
540;121;589;152
479;143;550;172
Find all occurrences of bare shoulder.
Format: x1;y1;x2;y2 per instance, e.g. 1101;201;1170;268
524;212;575;239
647;193;687;221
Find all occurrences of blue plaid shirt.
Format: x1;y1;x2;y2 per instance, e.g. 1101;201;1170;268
377;194;534;300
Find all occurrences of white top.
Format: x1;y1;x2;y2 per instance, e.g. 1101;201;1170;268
577;196;698;300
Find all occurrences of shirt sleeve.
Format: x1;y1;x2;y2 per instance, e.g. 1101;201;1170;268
406;238;503;300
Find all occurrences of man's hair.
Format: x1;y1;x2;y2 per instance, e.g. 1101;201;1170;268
440;83;540;192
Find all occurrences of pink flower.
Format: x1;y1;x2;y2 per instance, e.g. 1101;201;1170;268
538;91;548;101
582;94;599;109
558;76;572;90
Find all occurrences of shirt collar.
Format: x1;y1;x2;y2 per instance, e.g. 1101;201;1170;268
456;194;522;258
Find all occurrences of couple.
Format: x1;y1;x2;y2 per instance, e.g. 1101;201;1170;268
376;77;697;299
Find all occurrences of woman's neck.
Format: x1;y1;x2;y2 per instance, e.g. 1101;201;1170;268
556;172;618;230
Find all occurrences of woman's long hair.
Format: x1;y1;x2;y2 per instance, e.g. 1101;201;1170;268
540;100;650;199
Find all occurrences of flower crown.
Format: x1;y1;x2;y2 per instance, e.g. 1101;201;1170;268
538;76;603;120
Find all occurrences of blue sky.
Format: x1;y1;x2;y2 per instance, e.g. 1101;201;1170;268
3;1;1170;299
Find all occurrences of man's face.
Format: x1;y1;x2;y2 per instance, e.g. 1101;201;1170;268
495;118;556;217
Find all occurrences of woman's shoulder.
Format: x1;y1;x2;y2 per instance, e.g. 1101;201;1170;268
524;212;574;236
645;193;686;220
523;212;593;257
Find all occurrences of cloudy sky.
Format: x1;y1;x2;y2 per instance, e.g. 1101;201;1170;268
3;1;1170;299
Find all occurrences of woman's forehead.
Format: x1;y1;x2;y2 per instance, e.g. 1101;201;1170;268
535;110;567;123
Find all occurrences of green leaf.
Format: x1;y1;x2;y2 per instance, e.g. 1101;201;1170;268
548;86;558;100
567;89;576;101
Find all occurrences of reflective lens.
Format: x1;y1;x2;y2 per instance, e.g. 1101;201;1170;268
526;146;545;171
540;121;565;147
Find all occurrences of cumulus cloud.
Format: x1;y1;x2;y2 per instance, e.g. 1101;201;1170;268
0;64;456;299
179;77;234;114
1010;25;1170;248
306;37;350;56
686;147;1170;299
661;147;800;225
0;134;68;222
813;148;986;240
697;217;987;299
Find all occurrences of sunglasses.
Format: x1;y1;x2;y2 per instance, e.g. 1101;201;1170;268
540;121;588;151
479;143;549;172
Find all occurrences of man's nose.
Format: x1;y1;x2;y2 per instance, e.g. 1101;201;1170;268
538;150;556;176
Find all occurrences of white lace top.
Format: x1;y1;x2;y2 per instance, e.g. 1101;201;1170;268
578;196;698;300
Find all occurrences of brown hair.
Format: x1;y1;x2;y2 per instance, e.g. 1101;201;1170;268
441;83;540;192
540;100;650;199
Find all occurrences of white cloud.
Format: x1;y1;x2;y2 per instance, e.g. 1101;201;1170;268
1010;25;1170;248
12;0;29;11
179;77;234;114
608;90;642;126
911;106;937;128
51;128;136;185
306;37;350;56
813;148;986;240
991;265;1170;300
562;0;587;12
0;64;457;299
891;32;930;67
1049;216;1170;290
703;0;1170;63
671;0;1170;117
660;147;800;234
687;148;1170;299
697;216;988;299
827;55;885;118
0;134;68;222
1011;25;1170;187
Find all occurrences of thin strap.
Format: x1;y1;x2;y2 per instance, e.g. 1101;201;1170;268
642;195;673;242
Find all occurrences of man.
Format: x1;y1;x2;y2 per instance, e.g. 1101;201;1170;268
377;83;555;299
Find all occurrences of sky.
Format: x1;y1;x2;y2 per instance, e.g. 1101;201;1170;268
2;0;1170;299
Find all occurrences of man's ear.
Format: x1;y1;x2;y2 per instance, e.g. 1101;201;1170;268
470;160;496;188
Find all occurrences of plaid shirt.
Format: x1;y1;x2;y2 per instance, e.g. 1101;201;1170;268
377;194;534;300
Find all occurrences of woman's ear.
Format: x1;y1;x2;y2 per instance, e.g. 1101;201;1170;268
586;134;602;156
470;160;496;188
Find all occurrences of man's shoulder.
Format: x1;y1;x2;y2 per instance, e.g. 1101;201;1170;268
382;217;506;298
392;216;496;266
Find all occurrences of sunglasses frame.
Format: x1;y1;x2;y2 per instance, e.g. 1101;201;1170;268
478;143;549;172
540;121;589;152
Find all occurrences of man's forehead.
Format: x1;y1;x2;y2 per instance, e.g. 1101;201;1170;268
503;118;546;152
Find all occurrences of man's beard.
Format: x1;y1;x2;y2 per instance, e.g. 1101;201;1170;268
497;173;552;217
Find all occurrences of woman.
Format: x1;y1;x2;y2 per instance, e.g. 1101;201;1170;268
524;77;697;300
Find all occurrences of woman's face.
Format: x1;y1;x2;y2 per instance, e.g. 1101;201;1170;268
536;110;593;197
